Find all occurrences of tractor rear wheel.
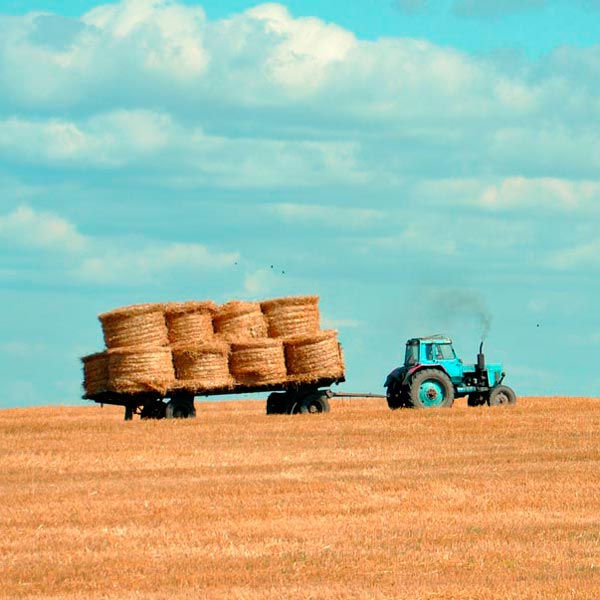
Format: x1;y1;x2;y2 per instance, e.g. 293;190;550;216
408;369;454;408
386;381;407;410
488;385;516;406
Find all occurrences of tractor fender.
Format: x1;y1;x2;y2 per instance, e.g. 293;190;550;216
384;367;405;388
404;364;451;385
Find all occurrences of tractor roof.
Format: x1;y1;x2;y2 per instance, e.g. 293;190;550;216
407;335;453;344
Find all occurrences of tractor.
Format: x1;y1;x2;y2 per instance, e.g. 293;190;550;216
384;335;516;409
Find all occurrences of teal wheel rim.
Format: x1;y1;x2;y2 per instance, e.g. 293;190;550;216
418;380;445;407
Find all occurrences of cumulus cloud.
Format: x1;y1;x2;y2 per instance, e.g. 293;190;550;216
548;239;600;270
0;205;239;285
477;178;600;211
0;205;87;252
76;242;239;284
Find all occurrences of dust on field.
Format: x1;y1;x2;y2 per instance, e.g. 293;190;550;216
1;397;599;599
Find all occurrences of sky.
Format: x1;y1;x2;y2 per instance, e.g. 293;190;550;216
0;0;599;408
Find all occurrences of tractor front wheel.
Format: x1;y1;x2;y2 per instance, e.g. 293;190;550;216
488;385;517;406
409;369;454;408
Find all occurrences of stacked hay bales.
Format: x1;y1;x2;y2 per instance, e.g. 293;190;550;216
99;303;168;349
172;341;232;392
81;351;109;396
261;296;320;338
108;346;175;394
213;301;268;341
229;339;287;385
82;294;345;398
284;330;345;382
165;301;215;346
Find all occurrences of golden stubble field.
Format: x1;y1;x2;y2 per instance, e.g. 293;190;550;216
1;396;599;600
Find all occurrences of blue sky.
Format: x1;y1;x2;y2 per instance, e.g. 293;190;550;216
0;0;599;407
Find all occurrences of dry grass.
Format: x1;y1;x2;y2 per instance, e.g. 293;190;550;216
0;397;598;599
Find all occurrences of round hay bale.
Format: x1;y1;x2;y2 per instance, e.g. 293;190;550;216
165;300;215;346
284;330;345;381
229;339;286;385
172;341;233;391
81;351;109;396
261;295;320;338
99;303;168;349
213;300;268;341
108;346;175;394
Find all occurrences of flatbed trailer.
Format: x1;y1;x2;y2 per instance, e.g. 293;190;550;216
83;375;385;420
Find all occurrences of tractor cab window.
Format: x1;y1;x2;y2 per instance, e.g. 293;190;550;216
436;344;456;360
425;344;433;361
405;342;419;366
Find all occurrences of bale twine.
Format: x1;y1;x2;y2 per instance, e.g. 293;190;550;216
165;300;215;346
229;339;287;385
172;341;233;391
261;295;321;338
108;346;175;394
99;303;168;349
284;330;345;381
81;351;109;396
213;300;268;341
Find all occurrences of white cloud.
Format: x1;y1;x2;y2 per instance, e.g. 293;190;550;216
548;239;600;270
0;205;240;285
77;242;239;284
245;3;356;93
83;0;208;78
477;177;600;211
0;205;87;252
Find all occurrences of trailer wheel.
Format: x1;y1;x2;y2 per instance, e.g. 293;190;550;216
408;369;454;408
288;391;331;414
141;401;166;420
488;385;516;407
266;393;287;415
166;396;196;419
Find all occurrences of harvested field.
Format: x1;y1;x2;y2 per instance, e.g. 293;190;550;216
1;396;599;599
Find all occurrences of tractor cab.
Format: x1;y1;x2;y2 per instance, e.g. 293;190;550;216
404;335;464;383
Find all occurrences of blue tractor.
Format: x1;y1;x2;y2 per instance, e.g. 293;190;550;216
384;335;516;409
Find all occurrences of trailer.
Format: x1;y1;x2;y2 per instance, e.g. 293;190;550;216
84;375;351;420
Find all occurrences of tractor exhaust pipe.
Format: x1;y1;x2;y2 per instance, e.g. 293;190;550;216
477;341;485;372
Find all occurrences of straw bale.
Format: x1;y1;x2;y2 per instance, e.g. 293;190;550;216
81;351;109;396
229;339;287;385
213;301;268;341
284;330;345;380
165;301;215;346
108;346;175;395
99;303;168;349
261;295;321;338
172;341;233;391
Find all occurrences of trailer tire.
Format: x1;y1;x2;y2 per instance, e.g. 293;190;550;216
141;401;167;419
408;369;454;408
166;396;196;419
488;385;516;407
266;393;287;415
288;391;331;414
